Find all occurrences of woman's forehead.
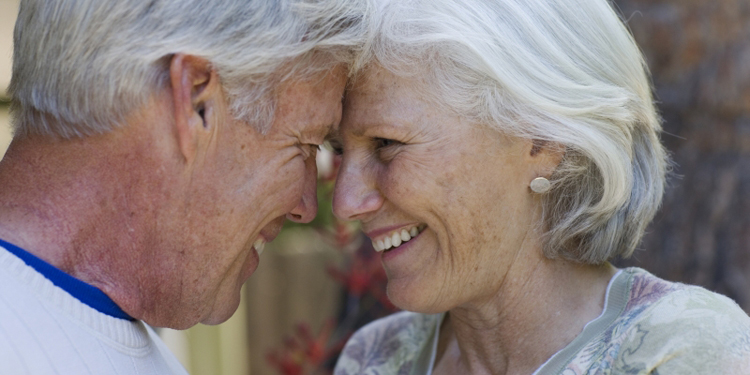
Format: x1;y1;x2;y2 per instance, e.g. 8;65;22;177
343;81;435;134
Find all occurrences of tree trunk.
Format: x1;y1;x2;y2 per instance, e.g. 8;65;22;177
614;0;750;312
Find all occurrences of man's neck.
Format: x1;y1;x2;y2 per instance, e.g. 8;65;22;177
0;131;167;317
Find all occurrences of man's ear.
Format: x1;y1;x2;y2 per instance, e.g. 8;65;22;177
527;139;565;178
169;53;220;162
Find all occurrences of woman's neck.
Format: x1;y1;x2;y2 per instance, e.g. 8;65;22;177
434;258;617;375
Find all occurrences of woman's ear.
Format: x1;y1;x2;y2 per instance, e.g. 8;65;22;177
169;53;221;162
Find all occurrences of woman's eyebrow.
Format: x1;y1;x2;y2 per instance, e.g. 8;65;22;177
324;128;341;142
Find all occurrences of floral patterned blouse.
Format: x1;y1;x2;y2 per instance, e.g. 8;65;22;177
334;267;750;374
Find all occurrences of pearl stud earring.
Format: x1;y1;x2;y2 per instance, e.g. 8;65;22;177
530;177;551;194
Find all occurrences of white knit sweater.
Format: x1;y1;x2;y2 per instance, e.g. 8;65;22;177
0;245;188;375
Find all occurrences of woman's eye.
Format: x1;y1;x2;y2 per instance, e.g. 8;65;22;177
323;140;344;156
373;137;402;161
375;137;399;149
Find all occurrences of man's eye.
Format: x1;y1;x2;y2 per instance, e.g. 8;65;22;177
307;144;319;158
298;143;319;159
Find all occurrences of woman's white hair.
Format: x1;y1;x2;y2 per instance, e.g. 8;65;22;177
354;0;668;264
9;0;368;138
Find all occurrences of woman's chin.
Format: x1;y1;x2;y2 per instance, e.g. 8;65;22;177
386;282;448;314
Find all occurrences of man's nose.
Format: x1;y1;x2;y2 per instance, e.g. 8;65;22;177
332;155;383;222
286;158;318;223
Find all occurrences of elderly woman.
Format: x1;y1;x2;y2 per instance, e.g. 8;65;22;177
331;0;750;373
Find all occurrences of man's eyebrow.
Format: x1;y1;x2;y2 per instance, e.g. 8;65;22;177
297;123;330;142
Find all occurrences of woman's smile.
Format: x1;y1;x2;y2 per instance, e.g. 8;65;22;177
368;224;427;252
332;64;540;313
329;0;749;374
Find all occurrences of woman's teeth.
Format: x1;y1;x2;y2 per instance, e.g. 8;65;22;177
372;225;425;252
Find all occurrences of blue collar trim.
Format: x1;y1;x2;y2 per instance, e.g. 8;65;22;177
0;238;135;321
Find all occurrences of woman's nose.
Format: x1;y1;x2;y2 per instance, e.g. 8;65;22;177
332;156;383;222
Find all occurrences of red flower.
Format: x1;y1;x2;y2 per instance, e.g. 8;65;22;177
266;320;348;375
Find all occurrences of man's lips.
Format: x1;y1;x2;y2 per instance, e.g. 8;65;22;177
253;219;285;255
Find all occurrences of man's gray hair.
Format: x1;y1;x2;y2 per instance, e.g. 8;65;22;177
354;0;668;264
9;0;367;138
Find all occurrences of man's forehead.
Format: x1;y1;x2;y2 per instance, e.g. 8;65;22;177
283;103;340;142
325;95;344;136
297;121;334;139
272;67;346;139
276;64;347;98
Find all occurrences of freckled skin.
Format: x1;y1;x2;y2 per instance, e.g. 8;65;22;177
0;63;348;329
137;66;349;327
333;66;617;374
335;66;539;313
163;71;346;323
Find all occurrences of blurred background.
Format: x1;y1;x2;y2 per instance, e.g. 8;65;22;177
0;0;748;374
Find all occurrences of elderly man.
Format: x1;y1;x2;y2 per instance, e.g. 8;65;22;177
0;0;363;373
